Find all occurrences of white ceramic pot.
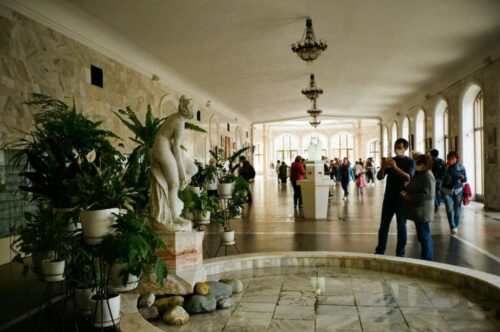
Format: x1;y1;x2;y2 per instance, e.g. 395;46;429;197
74;287;95;315
217;182;234;197
190;186;202;195
80;208;119;245
220;230;235;243
41;259;65;282
109;263;139;293
193;210;211;225
90;293;121;327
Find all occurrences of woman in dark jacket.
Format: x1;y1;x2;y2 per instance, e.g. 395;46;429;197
400;154;435;261
278;161;288;184
441;151;467;235
336;157;355;199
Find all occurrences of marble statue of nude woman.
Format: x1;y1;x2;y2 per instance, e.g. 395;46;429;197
150;95;197;232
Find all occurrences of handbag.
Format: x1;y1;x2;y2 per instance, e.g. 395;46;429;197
463;183;472;206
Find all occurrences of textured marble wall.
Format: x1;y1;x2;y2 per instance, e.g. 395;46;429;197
0;5;250;162
382;60;500;210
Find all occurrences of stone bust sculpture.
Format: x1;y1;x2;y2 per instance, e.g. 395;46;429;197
150;95;197;232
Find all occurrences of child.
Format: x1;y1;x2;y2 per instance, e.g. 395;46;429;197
356;174;366;197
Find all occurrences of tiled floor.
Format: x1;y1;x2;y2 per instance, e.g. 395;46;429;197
202;176;500;275
154;266;500;331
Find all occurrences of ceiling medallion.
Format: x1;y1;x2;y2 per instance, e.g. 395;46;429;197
291;17;328;62
307;99;322;118
309;116;321;128
301;74;323;100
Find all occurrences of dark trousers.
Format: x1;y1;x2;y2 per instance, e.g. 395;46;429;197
414;221;433;261
434;181;442;209
341;178;350;196
366;170;374;183
375;196;407;257
291;179;302;206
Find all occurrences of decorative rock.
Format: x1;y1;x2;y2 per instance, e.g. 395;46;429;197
217;297;234;309
184;294;217;314
154;296;184;312
162;305;189;325
219;279;243;294
194;282;210;296
138;292;155;308
206;281;233;299
138;306;159;321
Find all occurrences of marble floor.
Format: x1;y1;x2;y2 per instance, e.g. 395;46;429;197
202;175;500;275
154;266;500;332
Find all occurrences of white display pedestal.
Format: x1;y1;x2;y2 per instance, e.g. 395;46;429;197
298;161;333;220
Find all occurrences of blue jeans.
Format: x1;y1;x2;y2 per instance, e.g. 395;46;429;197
414;221;433;261
375;196;407;257
442;191;463;230
434;181;442;209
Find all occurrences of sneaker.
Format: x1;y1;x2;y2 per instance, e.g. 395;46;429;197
451;228;458;235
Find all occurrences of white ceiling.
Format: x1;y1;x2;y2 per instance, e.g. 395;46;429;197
62;0;500;123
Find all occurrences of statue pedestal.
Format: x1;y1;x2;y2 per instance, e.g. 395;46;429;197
144;230;206;295
298;161;333;220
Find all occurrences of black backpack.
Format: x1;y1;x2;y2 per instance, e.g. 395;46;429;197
248;165;256;179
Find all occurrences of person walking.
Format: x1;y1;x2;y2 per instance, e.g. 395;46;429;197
365;158;375;184
204;158;219;197
441;151;467;235
238;156;255;203
337;157;355;199
290;156;305;207
374;138;415;257
278;161;288;184
276;160;281;183
400;154;435;261
429;149;445;212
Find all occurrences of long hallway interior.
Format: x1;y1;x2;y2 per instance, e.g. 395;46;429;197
204;175;500;276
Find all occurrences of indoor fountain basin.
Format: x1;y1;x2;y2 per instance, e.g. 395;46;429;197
120;252;500;331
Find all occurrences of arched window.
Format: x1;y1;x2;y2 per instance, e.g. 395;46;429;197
368;139;380;165
473;91;484;199
303;133;328;158
415;109;426;153
434;100;449;157
253;141;263;173
331;133;354;160
382;126;389;158
402;116;410;143
461;84;483;200
274;134;299;165
391;121;398;151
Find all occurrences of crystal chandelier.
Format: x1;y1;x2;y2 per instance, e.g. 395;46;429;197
291;17;328;62
309;116;321;128
307;99;322;117
301;74;323;100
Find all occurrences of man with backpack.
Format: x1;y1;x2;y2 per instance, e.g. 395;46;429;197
239;156;255;203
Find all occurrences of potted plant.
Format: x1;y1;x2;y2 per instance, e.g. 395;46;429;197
189;160;205;194
70;154;137;245
11;93;118;210
217;172;236;197
12;203;72;282
100;211;168;292
192;190;219;225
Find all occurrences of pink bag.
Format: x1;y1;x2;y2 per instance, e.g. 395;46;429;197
356;176;366;188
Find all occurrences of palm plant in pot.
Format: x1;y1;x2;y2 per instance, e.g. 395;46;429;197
69;153;137;245
100;210;168;292
217;171;236;197
189;160;205;195
12;203;72;282
11;93;118;212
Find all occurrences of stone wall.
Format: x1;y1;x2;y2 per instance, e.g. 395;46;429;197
381;59;500;210
0;5;251;161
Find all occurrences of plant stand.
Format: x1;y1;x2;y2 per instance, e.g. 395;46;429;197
214;240;240;257
32;277;69;332
213;195;241;257
193;223;211;258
